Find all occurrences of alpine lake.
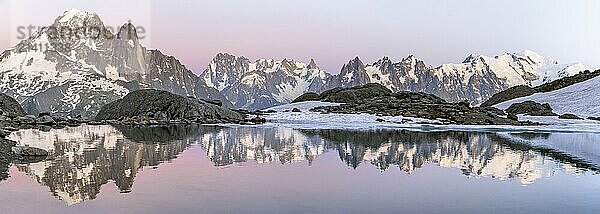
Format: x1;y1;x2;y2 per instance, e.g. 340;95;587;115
0;124;599;214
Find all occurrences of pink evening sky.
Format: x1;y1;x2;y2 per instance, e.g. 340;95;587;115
1;0;599;74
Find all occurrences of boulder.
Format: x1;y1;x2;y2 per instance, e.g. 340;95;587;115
0;129;7;138
38;112;51;117
505;101;557;116
12;146;48;157
291;108;302;112
248;116;267;124
559;114;583;120
0;93;26;118
35;115;56;125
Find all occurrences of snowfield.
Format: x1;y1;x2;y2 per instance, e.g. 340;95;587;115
255;101;442;130
228;101;600;133
495;76;600;118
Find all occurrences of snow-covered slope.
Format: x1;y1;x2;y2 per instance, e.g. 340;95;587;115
200;53;330;110
494;76;600;118
325;51;589;105
0;9;224;118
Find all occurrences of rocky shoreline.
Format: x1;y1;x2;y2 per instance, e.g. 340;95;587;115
0;89;266;168
294;83;537;125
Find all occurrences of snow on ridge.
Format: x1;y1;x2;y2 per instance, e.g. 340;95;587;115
531;62;590;86
59;9;85;22
58;8;97;24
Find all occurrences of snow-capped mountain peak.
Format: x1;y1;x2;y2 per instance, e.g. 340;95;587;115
117;23;139;40
516;50;555;65
462;53;482;63
307;59;319;70
53;9;103;28
0;9;226;117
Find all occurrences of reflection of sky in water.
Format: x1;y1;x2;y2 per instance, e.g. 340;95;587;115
1;125;599;213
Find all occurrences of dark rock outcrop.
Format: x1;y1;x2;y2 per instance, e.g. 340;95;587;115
319;83;393;103
481;85;537;107
505;101;557;116
294;83;393;103
301;83;531;125
248;116;267;124
0;93;26;118
534;69;600;93
12;146;48;157
559;114;583;120
94;89;243;124
588;117;600;121
200;99;223;107
35;115;56;125
13;115;36;124
292;92;320;103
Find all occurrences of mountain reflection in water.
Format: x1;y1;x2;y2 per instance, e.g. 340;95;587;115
5;125;600;205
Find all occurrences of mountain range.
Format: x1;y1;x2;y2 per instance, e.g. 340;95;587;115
0;9;591;115
200;51;588;109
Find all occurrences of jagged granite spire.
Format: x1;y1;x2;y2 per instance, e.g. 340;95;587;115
307;59;319;70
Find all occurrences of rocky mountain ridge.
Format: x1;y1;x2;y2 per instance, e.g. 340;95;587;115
323;51;589;105
200;53;330;110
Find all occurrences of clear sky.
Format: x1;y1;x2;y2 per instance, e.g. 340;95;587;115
2;0;599;74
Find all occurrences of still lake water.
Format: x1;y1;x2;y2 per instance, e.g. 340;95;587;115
0;125;599;213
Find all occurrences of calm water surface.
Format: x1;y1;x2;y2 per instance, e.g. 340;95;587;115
0;125;599;214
